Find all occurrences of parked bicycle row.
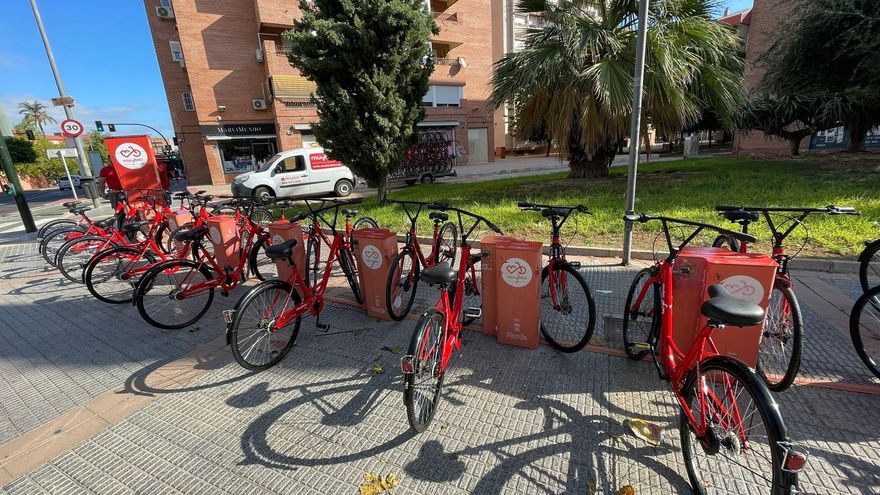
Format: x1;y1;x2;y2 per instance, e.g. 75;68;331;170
38;193;879;494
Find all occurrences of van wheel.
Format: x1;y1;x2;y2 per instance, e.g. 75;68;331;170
253;186;275;202
334;179;353;197
420;174;434;185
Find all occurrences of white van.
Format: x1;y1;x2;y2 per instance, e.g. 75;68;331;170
230;147;357;201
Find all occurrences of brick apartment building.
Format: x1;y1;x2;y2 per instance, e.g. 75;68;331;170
144;0;497;186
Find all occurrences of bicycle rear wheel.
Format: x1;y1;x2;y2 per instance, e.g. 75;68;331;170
680;357;791;495
539;262;596;352
85;246;157;304
134;260;215;329
249;234;279;281
850;285;880;378
41;228;84;266
230;280;303;371
339;247;362;304
622;267;661;360
404;309;446;433
756;283;803;391
57;236;108;283
353;217;378;230
386;249;420;321
711;235;739;252
305;235;321;287
435;222;458;266
37;219;78;240
859;240;880;294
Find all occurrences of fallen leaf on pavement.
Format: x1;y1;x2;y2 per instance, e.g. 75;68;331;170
383;345;403;354
359;472;398;495
370;363;385;375
617;486;635;495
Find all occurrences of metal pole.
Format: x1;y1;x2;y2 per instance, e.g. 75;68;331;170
622;0;650;265
0;132;37;233
29;0;96;207
112;123;169;146
58;151;78;201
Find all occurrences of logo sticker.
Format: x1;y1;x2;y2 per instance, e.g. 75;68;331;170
720;275;765;305
272;234;285;245
114;143;148;170
362;245;382;270
500;257;532;288
209;227;223;245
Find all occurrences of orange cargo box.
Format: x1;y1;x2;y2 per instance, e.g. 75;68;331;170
206;215;240;270
166;210;193;253
267;220;306;285
479;235;517;335
494;239;543;349
353;228;399;319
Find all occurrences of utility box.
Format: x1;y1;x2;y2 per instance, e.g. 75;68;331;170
206;215;240;271
683;135;700;158
479;235;511;335
167;210;193;253
494;239;543;349
353;228;399;319
672;247;777;366
267;220;306;284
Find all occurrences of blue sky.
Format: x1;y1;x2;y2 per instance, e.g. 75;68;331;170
0;0;754;140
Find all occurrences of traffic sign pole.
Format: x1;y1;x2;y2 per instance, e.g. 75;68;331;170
0;132;37;233
57;151;78;201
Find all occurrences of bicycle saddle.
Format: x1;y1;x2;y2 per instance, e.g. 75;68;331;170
421;262;456;285
265;239;298;261
429;212;448;222
723;210;759;223
173;226;208;242
93;217;115;229
62;201;82;208
342;208;359;217
122;220;151;233
541;208;569;218
701;285;765;327
70;207;92;215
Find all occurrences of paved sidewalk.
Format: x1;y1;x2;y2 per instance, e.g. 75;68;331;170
0;234;878;494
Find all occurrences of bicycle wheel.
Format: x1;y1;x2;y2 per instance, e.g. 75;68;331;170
339;247;363;304
850;285;880;378
85;246;158;304
622;266;661;360
154;223;171;254
859;240;880;294
435;222;457;265
229;280;303;371
353;217;379;230
680;357;790;495
539;262;596;352
41;228;85;266
711;234;739;252
37;219;77;240
305;235;321;287
134;260;215;330
250;207;275;227
386;249;420;321
249;234;279;281
165;222;193;255
56;236;108;284
404;309;446;433
756;283;803;391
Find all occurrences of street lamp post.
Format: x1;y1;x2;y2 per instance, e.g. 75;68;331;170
29;0;97;207
622;0;651;265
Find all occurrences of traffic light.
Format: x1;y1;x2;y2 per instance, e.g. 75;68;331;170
25;130;35;140
2;183;14;196
95;121;104;132
107;123;116;132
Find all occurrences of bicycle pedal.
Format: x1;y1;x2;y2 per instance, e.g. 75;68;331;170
629;342;652;351
463;307;482;319
315;322;330;332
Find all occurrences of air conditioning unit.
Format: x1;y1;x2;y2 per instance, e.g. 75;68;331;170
255;48;264;62
252;99;267;110
155;6;174;19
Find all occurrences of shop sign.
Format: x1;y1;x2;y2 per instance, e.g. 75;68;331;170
201;123;277;138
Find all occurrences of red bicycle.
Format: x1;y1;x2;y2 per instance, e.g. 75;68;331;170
713;204;857;391
385;200;458;320
225;199;366;371
622;213;806;495
302;200;377;292
401;203;502;432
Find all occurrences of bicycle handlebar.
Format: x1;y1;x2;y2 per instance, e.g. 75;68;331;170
625;213;758;245
715;204;859;215
517;201;590;214
427;203;503;235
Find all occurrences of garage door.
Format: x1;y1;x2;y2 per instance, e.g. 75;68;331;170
467;128;489;163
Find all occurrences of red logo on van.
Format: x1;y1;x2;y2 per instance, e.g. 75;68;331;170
310;153;342;170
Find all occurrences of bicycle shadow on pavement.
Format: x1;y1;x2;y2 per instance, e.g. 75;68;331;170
121;349;259;397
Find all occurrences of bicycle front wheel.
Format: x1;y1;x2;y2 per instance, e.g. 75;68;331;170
41;228;84;266
680;357;791;495
85;246;157;304
230;280;303;371
386;249;420;321
859;240;880;294
434;222;458;266
404;309;446;433
57;236;108;284
850;285;880;378
622;266;661;360
134;260;215;329
353;216;379;230
249;234;279;281
756;283;803;391
305;235;321;287
539;262;596;352
339;247;362;304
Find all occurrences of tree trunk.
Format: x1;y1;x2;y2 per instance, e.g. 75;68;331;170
847;122;867;152
788;136;802;156
567;145;615;178
37;122;44;136
376;175;388;204
545;140;551;157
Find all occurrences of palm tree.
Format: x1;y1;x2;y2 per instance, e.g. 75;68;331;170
491;0;745;178
18;100;56;136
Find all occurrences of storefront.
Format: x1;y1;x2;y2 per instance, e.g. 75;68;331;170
200;124;279;175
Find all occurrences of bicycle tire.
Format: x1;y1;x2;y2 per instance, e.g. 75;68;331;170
850;284;880;378
154;223;171;254
305;235;321;287
680;356;793;495
353;217;379;230
249;234;279;282
622;266;661;360
756;283;803;391
229;280;303;371
41;227;85;266
56;236;108;284
250;207;275;227
435;222;458;266
539;262;596;353
386;249;420;321
84;246;158;304
404;309;446;433
134;259;215;330
858;239;880;294
339;247;363;304
37;219;78;240
165;222;194;254
711;234;739;252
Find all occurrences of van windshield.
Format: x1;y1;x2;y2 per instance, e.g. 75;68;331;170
257;153;285;173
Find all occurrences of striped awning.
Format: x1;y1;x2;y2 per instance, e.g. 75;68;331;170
269;75;316;102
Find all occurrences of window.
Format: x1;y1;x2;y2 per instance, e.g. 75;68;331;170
279;156;306;173
514;15;527;26
169;41;183;62
422;85;463;108
159;0;172;7
181;91;195;112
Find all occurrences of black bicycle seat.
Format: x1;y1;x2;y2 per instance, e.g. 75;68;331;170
701;285;765;327
342;208;359;218
93;217;115;229
122;220;151;233
173;192;189;199
723;210;759;223
541;208;569;218
265;239;298;261
429;212;448;222
62;201;82;208
421;262;456;285
70;207;92;215
173;226;208;242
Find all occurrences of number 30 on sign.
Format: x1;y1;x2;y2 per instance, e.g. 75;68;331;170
61;119;84;138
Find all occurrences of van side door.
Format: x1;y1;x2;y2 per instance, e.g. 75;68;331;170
273;155;311;198
306;152;345;195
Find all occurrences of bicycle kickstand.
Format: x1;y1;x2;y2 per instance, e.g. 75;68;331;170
315;313;330;332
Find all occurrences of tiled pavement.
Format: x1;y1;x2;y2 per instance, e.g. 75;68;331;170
1;232;878;494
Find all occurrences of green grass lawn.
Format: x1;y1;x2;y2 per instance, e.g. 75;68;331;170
354;154;879;258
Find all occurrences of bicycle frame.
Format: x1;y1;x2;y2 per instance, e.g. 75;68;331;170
423;243;475;373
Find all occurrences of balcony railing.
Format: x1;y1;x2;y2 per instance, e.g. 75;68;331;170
433;57;461;66
433;11;460;23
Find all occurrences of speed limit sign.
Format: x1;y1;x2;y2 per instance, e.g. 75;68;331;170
60;119;84;138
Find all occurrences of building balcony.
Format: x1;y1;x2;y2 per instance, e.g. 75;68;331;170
255;0;299;29
433;57;461;67
433;11;460;23
430;0;460;12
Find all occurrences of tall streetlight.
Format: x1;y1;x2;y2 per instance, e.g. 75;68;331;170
29;0;97;207
622;0;651;265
